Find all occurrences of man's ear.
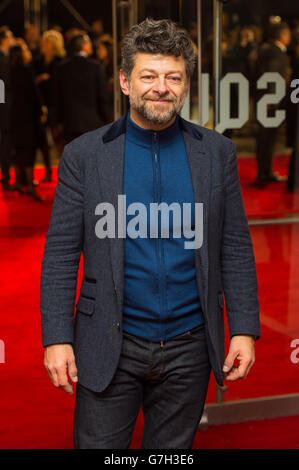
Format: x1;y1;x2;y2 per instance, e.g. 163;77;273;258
119;69;130;96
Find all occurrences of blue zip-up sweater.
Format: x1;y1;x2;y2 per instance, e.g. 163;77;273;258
122;112;204;341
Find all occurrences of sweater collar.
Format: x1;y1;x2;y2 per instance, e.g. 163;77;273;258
102;111;204;144
126;110;181;148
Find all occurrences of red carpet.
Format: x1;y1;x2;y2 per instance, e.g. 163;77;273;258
238;154;299;220
1;158;299;448
192;415;299;449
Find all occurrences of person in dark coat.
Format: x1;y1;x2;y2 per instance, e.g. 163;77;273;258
94;35;114;123
41;18;260;450
254;22;291;185
222;26;257;139
0;26;15;190
287;59;299;192
24;24;41;62
9;42;46;200
33;29;66;181
52;31;110;144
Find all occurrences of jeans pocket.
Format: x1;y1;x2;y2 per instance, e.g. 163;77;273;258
171;325;205;342
187;325;206;341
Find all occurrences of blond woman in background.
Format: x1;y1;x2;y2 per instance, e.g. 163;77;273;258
33;29;66;181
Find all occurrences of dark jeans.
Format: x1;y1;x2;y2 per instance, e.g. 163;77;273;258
73;324;211;449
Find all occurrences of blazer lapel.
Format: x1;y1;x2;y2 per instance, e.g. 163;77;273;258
182;128;211;310
96;132;125;315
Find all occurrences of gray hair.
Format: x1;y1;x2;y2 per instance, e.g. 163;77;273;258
121;18;196;79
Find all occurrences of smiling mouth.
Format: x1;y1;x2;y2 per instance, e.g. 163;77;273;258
148;99;172;104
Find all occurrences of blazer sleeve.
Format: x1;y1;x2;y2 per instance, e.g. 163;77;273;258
221;140;261;339
40;143;84;347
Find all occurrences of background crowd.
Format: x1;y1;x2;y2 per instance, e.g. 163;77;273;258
0;20;113;200
217;19;299;190
0;16;299;201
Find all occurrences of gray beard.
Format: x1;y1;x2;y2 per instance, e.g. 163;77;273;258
129;88;185;125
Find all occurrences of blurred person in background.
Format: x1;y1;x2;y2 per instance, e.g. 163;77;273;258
288;25;299;79
9;41;46;200
222;25;256;139
286;35;299;192
94;35;114;122
0;25;15;191
52;31;110;144
94;34;113;75
90;18;104;49
245;25;262;85
286;25;299;159
50;24;63;34
239;26;258;80
24;24;40;61
64;27;81;54
33;29;66;181
254;21;292;186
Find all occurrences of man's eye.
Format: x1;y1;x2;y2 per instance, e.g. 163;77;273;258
142;75;154;80
169;77;181;82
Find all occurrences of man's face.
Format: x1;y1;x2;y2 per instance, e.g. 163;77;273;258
92;20;103;36
281;28;291;47
82;35;93;56
120;52;189;126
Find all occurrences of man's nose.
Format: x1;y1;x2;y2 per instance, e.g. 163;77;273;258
153;77;168;95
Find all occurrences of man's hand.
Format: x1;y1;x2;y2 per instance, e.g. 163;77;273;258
44;344;78;395
223;335;255;381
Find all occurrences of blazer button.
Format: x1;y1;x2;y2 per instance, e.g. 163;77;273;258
116;322;120;329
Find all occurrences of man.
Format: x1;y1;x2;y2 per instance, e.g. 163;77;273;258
0;26;15;190
254;22;291;185
90;18;104;49
24;24;40;61
52;31;110;144
41;18;260;449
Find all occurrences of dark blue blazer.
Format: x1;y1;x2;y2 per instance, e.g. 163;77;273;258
40;113;260;393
